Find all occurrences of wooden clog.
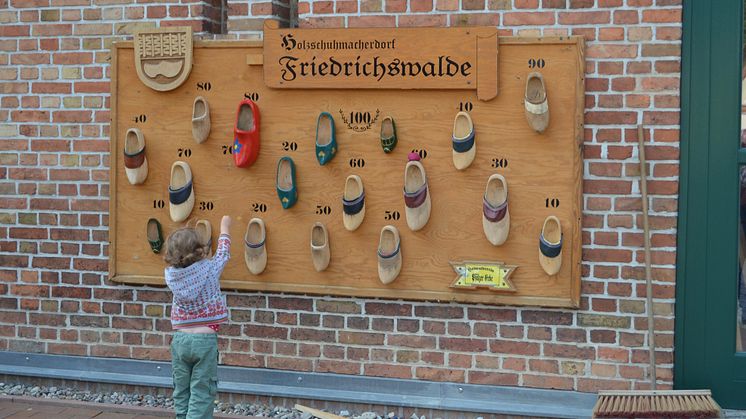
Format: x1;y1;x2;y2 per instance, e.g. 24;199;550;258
310;222;330;272
192;96;210;144
123;128;148;185
525;72;549;133
377;225;401;284
482;174;510;246
342;175;365;231
244;218;267;275
539;215;562;275
168;161;195;223
315;112;337;165
452;111;476;170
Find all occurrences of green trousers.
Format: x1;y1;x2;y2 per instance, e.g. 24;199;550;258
171;332;219;419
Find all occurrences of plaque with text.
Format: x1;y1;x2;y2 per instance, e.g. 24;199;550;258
262;21;499;100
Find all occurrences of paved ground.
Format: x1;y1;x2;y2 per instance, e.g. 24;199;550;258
0;396;250;418
1;394;745;418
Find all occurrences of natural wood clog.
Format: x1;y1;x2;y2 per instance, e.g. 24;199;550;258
377;225;401;284
524;72;549;133
244;218;267;275
310;222;330;272
123;128;148;185
403;154;431;231
168;161;195;223
452;111;476;170
192;96;210;144
482;174;510;246
342;175;365;231
539;215;562;275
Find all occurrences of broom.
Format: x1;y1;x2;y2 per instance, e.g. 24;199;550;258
592;125;721;418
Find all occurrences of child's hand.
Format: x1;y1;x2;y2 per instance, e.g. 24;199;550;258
220;215;232;235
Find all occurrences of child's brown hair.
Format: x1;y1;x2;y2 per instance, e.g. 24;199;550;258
164;228;207;268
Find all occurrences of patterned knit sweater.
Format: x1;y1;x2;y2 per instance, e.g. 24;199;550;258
165;234;230;329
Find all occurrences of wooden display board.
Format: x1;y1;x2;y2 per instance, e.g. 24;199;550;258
110;34;584;308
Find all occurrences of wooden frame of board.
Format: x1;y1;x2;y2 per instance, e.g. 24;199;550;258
109;35;584;308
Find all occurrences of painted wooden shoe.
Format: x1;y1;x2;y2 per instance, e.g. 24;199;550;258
276;156;298;209
539;215;562;275
310;222;330;272
123;128;148;185
168;161;195;223
146;218;163;254
195;219;212;257
244;218;267;275
378;225;402;284
192;96;210;144
403;152;431;231
380;116;397;153
525;72;549;133
452;111;475;170
482;174;510;246
316;112;337;165
342;174;365;231
233;99;260;168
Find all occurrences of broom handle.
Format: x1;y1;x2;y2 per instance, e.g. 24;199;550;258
638;124;657;390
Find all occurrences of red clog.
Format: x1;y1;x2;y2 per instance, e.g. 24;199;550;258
233;99;260;168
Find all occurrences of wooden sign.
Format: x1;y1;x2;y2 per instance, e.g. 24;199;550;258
261;20;499;101
110;36;584;308
450;261;517;292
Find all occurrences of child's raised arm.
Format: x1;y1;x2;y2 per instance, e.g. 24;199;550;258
214;215;232;266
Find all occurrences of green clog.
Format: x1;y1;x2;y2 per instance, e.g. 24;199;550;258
380;116;397;153
146;218;163;253
276;156;298;209
315;112;337;165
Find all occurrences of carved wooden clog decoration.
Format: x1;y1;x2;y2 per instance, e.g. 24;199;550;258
134;27;193;91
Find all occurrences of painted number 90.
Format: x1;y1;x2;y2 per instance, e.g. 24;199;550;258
528;58;546;69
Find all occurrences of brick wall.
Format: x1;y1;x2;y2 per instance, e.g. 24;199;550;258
0;0;681;393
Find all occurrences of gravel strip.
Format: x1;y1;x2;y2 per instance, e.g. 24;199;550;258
0;381;425;419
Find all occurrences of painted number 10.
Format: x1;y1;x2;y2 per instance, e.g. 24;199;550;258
545;198;560;208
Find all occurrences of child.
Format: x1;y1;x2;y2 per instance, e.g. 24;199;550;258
164;215;231;419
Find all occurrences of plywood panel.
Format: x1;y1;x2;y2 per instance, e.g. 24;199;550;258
110;37;584;307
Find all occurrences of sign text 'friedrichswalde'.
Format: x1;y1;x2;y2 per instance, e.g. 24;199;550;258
278;34;472;83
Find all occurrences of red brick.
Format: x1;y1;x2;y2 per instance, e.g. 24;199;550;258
336;1;357;13
386;0;407;11
364;363;412;379
468;371;519;385
415;366;465;382
32;24;72;36
515;0;538;7
398;14;447;27
490;339;540;356
558;11;609;24
0;25;31;37
524;374;574;390
503;12;555;25
613;9;638;24
11;284;49;297
410;0;433;12
642;8;681;23
348;15;396;27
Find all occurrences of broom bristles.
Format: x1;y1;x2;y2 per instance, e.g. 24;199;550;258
593;390;720;418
